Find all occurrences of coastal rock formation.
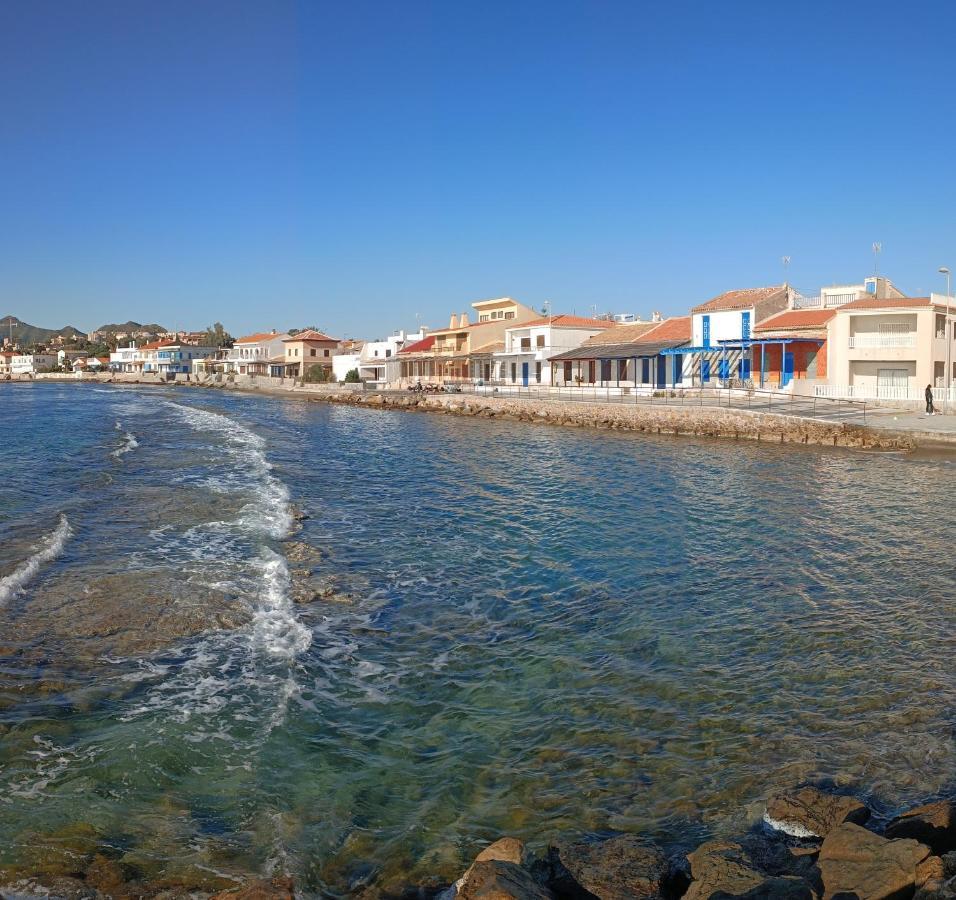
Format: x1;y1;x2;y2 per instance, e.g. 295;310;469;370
886;800;956;856
818;822;931;899
457;860;555;899
764;786;871;838
547;835;674;899
210;876;296;899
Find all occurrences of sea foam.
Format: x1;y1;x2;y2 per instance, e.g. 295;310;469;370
0;515;72;606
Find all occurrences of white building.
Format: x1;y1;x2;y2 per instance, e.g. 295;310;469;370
359;329;427;386
11;353;56;375
155;343;217;376
57;349;89;369
492;316;616;385
792;275;906;310
223;331;290;375
109;343;144;373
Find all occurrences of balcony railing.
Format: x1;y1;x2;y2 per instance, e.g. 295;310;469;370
847;333;915;349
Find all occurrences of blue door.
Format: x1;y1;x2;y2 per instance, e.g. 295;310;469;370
672;353;683;387
782;351;794;387
521;362;529;386
740;357;751;380
702;360;711;383
656;356;666;388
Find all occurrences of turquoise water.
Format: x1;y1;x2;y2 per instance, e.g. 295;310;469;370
1;383;954;896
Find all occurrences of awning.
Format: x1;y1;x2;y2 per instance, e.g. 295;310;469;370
549;340;686;362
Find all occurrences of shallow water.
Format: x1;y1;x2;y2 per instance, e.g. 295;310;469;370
0;383;954;895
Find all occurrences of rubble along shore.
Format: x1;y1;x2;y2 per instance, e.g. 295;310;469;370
13;373;928;451
2;785;953;898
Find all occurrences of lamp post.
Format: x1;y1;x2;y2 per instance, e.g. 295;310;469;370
940;267;952;411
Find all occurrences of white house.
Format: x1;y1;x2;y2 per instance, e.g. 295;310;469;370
155;343;218;376
12;353;56;375
792;275;906;310
358;329;427;386
223;331;290;376
57;349;89;369
492;315;616;386
686;285;790;385
109;343;144;373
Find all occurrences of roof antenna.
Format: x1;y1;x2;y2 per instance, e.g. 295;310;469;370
781;255;791;287
872;242;882;277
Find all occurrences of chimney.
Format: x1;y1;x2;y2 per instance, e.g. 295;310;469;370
459;312;469;326
271;329;277;334
652;311;663;322
449;313;458;329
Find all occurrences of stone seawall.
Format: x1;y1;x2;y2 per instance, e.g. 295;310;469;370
258;386;916;451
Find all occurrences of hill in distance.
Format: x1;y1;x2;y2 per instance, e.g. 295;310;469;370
96;321;167;334
0;315;84;346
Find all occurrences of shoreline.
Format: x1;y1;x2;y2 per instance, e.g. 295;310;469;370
9;373;954;453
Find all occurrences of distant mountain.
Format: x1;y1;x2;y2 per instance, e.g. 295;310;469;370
96;320;167;334
0;315;84;346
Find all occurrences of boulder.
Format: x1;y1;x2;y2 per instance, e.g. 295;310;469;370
711;876;815;899
683;841;765;900
818;822;931;899
475;838;527;867
886;800;956;856
765;787;870;838
547;835;672;899
457;860;554;899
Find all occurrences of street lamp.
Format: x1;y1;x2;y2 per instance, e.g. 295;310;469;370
939;267;952;410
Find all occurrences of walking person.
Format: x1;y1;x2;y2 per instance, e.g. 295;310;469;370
925;383;936;416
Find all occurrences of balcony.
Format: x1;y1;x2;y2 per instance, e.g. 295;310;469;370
848;333;915;349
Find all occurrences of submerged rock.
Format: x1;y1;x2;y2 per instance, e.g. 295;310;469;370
457;860;554;899
764;786;870;838
210;876;296;899
818;822;931;900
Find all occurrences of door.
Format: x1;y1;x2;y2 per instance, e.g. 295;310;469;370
656;356;666;388
781;352;794;387
521;362;529;386
672;354;683;387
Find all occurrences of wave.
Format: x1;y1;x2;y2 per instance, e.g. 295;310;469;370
111;421;139;458
0;515;72;606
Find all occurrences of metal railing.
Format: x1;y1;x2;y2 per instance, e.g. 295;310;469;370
399;382;868;423
816;383;956;403
848;334;916;349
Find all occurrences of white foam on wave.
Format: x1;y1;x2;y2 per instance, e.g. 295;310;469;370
111;429;139;459
762;812;818;838
0;515;72;606
252;549;313;658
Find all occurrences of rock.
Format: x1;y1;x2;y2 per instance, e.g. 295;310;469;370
83;854;126;894
915;855;947;893
765;786;870;838
818;822;931;900
283;540;326;565
475;838;526;867
547;835;672;899
210;876;295;900
684;841;765;900
711;876;815;899
886;800;956;855
457;860;554;899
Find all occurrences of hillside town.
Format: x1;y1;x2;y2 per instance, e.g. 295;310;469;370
5;273;955;405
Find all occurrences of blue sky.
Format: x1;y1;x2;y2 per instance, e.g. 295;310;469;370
2;0;956;338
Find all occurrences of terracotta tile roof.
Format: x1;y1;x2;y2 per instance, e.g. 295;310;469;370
235;331;285;344
754;309;836;331
837;296;932;311
692;285;787;314
140;340;175;350
638;316;692;342
513;314;619;330
282;329;338;343
399;335;436;354
582;321;659;345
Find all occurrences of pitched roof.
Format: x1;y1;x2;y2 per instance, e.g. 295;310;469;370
283;329;338;343
399;335;436;354
692;285;787;314
754;309;836;331
638;316;692;342
235;331;285;344
582;321;659;345
837;296;932;311
512;314;619;330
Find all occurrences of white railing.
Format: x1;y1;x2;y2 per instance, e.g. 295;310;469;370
847;333;916;349
791;294;822;309
814;384;956;402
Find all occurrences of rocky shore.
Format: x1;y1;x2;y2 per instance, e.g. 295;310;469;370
3;786;954;898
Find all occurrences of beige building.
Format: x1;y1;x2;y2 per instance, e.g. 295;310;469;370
822;295;956;400
399;297;538;383
282;330;339;379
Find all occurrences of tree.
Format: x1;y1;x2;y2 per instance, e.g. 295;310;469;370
202;322;234;348
303;364;336;383
343;368;361;383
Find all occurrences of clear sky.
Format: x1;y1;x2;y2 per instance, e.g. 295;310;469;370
3;0;956;338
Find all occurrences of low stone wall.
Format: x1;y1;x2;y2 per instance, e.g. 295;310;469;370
279;388;916;450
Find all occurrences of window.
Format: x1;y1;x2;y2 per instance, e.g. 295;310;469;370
386;349;391;357
618;359;628;381
310;348;316;357
324;349;330;357
504;311;515;319
642;358;650;383
564;361;572;382
536;335;545;348
510;362;517;382
600;360;612;382
535;361;541;383
520;337;531;350
588;360;596;383
936;315;946;339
